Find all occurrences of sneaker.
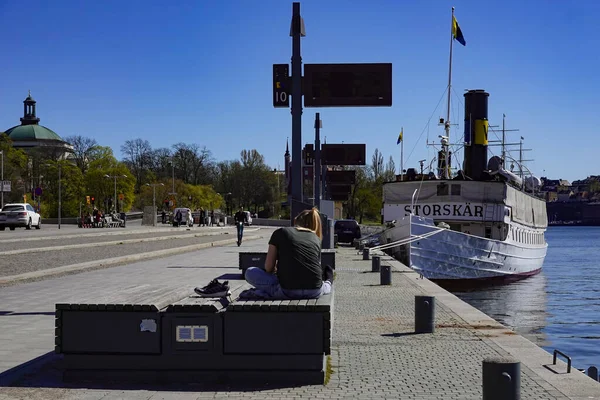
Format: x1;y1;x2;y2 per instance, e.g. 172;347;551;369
194;279;230;297
323;264;334;283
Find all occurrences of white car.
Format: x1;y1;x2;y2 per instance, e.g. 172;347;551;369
0;203;42;231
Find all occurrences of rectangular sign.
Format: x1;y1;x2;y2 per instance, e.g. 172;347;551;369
328;184;352;195
304;63;392;107
1;181;11;192
326;170;356;185
321;144;366;166
382;202;505;222
327;193;350;201
273;64;290;108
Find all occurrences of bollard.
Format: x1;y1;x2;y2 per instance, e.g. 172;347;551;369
414;296;435;334
371;255;381;272
354;239;360;250
380;263;391;285
588;366;599;382
362;248;370;260
482;357;521;400
358;242;365;251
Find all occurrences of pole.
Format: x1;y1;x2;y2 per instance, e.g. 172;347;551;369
58;163;61;229
152;185;156;226
519;138;523;180
501;114;506;167
400;127;404;181
314;113;321;209
171;161;175;194
114;176;117;213
1;151;3;209
444;7;455;180
291;2;303;219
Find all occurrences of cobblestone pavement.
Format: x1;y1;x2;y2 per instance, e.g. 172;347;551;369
0;240;592;399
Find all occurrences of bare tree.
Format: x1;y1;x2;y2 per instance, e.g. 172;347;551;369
121;138;153;192
383;156;396;182
63;135;99;174
371;148;384;181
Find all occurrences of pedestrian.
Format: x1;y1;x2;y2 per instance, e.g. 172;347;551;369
161;210;166;224
176;209;183;227
234;207;248;246
199;208;205;227
210;210;215;227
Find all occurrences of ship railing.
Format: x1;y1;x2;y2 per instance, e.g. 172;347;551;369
370;228;444;253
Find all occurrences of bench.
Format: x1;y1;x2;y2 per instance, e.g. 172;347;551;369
56;279;334;385
239;249;336;277
103;215;124;228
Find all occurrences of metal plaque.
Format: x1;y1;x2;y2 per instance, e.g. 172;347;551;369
304;63;392;107
326;170;356;185
321;144;366;166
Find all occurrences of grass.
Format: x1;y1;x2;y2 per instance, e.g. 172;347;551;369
324;355;334;385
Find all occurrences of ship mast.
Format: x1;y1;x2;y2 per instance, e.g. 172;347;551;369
443;7;455;180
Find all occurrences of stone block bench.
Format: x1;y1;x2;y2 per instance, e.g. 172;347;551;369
55;279;334;385
239;249;336;277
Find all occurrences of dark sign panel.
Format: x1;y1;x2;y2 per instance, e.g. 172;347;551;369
327;193;350;201
326;170;356;185
329;184;352;195
273;64;290;108
321;144;366;166
304;63;392;107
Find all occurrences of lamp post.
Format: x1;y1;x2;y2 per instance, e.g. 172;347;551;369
104;174;127;213
146;183;164;226
0;150;3;209
45;162;62;229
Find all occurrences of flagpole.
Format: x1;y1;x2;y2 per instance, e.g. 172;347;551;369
400;128;404;181
444;7;454;179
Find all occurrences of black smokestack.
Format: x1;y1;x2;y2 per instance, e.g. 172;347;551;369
463;89;489;180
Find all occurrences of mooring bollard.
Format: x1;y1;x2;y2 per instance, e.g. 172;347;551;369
354;239;360;250
362;247;370;260
380;263;391;285
588;366;598;381
371;255;381;272
482;357;521;400
358;242;365;251
414;295;435;334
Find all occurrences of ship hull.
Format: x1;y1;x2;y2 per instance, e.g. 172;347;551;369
380;214;547;281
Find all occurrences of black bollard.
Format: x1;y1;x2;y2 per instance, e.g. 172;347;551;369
358;242;365;251
482;357;521;400
362;248;370;260
372;255;381;272
354;239;359;250
380;264;391;285
414;296;435;334
588;366;598;382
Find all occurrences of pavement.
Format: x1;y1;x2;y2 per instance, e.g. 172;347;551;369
0;235;599;399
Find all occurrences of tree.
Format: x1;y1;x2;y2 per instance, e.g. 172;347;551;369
371;148;384;182
383;156;396;183
121;138;153;193
64;135;99;175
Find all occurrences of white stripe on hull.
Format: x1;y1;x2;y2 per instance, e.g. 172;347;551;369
381;215;547;280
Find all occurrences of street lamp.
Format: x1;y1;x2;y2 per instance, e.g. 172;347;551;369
0;150;3;209
146;183;164;226
45;162;62;229
104;174;127;213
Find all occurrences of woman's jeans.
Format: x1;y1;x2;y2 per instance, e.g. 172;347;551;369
245;267;331;299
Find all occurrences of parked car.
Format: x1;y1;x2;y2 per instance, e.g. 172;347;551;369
0;203;42;231
334;219;361;244
172;207;194;227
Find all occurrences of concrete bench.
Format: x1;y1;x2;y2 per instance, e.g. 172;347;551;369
239;249;336;277
56;279;334;385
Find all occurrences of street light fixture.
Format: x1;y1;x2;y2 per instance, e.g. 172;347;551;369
146;183;164;226
104;174;127;213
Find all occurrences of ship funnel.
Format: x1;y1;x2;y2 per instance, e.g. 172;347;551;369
463;89;489;180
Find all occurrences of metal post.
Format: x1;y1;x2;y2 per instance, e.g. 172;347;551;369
58;163;61;229
152;185;156;226
171;161;175;195
314;113;321;209
415;295;435;333
371;255;381;272
1;150;3;209
362;247;370;260
290;2;303;220
482;357;521;400
113;176;117;213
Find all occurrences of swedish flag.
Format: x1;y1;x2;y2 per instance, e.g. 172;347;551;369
452;15;466;46
397;129;403;145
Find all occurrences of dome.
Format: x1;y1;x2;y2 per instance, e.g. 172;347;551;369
5;124;64;142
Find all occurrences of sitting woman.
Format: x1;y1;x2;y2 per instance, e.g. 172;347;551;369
244;207;333;299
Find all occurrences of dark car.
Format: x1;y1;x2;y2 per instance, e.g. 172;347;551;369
334;219;361;244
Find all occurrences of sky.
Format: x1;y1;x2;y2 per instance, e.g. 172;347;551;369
0;0;598;183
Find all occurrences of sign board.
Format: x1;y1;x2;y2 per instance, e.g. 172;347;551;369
321;144;366;165
326;193;350;201
328;184;352;195
304;63;392;107
326;170;356;185
273;64;290;108
1;181;11;192
34;187;42;196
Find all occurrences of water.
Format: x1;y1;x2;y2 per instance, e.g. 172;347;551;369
452;226;600;370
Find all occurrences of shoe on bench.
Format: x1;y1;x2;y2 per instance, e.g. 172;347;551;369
194;279;231;297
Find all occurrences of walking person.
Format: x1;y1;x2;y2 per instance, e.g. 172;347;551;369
234;207;248;246
175;209;182;227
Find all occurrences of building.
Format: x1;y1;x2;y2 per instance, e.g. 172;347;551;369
4;92;73;158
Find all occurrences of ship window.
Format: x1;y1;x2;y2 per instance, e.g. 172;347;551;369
485;226;491;239
451;184;461;196
437;184;449;196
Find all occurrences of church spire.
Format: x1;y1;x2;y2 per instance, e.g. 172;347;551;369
285;137;290;157
20;91;40;126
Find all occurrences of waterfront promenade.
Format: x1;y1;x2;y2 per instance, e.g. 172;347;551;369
1;234;598;399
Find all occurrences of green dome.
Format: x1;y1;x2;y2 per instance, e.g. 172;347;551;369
5;124;63;141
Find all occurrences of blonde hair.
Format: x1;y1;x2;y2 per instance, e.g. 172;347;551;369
294;207;322;240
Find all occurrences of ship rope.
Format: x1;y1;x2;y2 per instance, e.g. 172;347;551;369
369;227;445;253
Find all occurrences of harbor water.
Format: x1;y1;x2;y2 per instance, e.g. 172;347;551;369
453;226;600;370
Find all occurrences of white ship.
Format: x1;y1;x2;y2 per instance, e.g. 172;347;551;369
375;9;547;283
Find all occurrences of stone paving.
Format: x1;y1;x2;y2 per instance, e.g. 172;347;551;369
0;234;598;399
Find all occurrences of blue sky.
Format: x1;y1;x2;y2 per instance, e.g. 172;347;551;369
0;0;598;183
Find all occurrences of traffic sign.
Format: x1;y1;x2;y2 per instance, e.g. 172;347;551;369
119;193;124;200
304;63;392;107
1;180;11;192
35;187;42;196
273;64;290;108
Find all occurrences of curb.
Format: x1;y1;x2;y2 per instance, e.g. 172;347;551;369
0;235;264;286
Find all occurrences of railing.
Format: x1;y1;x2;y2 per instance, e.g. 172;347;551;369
552;349;572;373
